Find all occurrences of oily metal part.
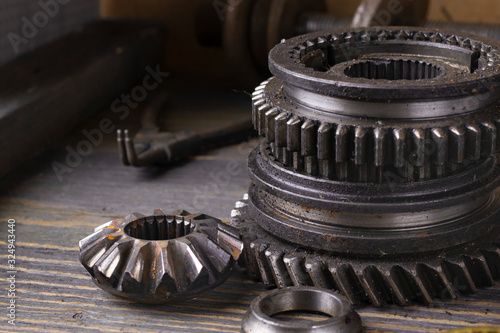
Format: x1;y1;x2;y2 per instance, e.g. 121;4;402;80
231;195;500;307
79;209;243;304
245;143;500;255
241;286;362;333
233;27;500;306
253;28;500;182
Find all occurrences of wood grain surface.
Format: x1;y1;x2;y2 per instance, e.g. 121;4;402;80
0;88;499;332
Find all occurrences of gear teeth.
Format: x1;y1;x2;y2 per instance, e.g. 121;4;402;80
412;129;426;167
79;233;122;276
390;265;432;305
302;120;318;175
81;211;243;304
283;253;312;286
318;123;333;178
355;127;368;181
413;31;426;41
328;262;369;305
250;240;274;285
165;215;175;239
232;193;500;306
396;30;410;40
335;125;349;162
187;232;232;277
255;78;499;183
252;97;265;131
257;104;271;136
431;128;448;177
465;123;481;161
288;116;304;171
412;128;429;180
119;241;150;293
335;125;349;180
442;258;477;294
463;253;495;288
304;257;336;290
317;123;332;160
416;263;457;301
93;239;133;288
275;112;290;164
301;120;317;156
480;247;500;279
265;246;293;287
480;121;497;156
446;35;459;45
287;116;302;152
381;268;409;306
265;108;279;144
449;125;465;163
354;127;367;165
275;112;289;148
154;212;167;240
393;128;406;168
374;128;387;167
354;265;385;306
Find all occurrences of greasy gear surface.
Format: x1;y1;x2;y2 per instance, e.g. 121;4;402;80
79;209;243;304
253;77;500;182
252;27;500;183
231;195;500;306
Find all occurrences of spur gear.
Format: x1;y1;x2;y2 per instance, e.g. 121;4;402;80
233;27;500;306
252;28;500;182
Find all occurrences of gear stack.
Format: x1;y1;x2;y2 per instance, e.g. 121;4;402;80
232;27;500;306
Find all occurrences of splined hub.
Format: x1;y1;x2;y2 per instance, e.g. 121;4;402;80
231;27;500;306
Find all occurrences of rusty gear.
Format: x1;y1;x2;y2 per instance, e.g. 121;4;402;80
80;209;243;304
233;27;500;306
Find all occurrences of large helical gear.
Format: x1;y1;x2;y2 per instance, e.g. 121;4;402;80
232;195;500;306
232;27;500;306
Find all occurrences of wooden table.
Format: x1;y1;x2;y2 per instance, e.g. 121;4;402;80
1;86;499;332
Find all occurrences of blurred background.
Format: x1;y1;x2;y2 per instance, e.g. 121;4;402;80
3;0;500;178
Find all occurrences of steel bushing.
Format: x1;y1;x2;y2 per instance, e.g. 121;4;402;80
241;286;362;333
79;209;243;304
232;27;500;306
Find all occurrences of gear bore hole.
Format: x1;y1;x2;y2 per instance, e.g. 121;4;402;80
344;59;443;80
272;310;332;323
124;215;193;240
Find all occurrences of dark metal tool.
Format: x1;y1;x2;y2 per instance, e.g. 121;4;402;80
117;91;254;167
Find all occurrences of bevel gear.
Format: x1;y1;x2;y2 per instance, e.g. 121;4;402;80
232;27;500;306
79;209;243;304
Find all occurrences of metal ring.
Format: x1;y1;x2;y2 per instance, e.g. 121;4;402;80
241;286;362;333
